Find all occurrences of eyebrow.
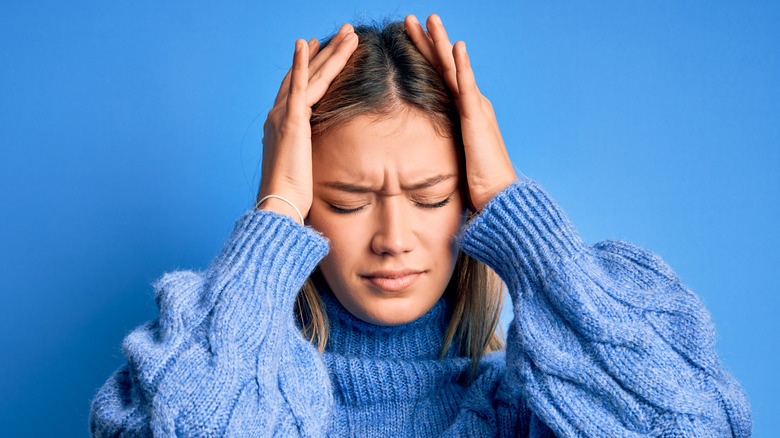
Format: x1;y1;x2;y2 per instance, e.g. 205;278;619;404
321;174;457;193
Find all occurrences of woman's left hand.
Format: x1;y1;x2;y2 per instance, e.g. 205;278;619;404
404;14;518;212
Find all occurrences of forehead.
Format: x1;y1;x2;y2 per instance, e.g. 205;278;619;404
311;111;460;185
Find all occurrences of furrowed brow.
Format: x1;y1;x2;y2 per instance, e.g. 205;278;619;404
320;174;457;193
320;181;379;193
400;174;457;190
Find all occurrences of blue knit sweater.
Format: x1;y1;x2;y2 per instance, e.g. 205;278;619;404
89;178;752;437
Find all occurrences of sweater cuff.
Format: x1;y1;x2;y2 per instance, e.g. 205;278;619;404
457;179;587;292
206;209;330;311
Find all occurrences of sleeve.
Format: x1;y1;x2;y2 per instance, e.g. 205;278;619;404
457;179;753;438
89;210;333;437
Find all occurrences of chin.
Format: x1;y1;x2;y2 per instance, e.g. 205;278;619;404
317;270;447;327
355;295;435;327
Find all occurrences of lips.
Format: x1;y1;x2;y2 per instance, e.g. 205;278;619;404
361;269;424;292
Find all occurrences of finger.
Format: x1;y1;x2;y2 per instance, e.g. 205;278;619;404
309;38;321;61
453;41;481;120
426;14;459;94
305;32;358;106
404;15;438;68
274;38;319;107
285;39;309;122
274;24;352;110
307;23;353;79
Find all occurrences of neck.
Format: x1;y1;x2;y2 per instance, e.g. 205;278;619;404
313;272;454;360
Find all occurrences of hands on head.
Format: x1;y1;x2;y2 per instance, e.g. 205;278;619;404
256;24;358;224
256;15;518;225
403;14;518;212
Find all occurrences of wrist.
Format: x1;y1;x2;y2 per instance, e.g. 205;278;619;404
255;197;304;225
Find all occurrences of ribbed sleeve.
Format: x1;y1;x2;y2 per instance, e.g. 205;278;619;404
458;179;753;437
89;211;333;437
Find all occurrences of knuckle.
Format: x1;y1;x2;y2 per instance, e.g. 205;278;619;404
263;113;275;130
269;108;284;123
264;107;288;130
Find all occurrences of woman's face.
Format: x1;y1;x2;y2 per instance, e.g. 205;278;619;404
307;110;466;326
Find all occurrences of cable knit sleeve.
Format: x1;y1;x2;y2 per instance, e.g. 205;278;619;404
89;211;332;437
457;179;753;438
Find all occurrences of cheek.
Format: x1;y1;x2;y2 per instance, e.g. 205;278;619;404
307;206;366;274
420;199;467;258
441;193;467;235
321;233;360;273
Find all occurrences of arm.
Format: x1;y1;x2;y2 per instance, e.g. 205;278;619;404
458;178;753;437
90;23;359;437
89;211;332;437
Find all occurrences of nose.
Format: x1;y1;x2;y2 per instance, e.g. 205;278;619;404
370;197;416;256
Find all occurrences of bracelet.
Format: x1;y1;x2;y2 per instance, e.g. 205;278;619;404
256;195;304;225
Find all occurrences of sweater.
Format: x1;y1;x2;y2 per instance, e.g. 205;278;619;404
89;178;753;437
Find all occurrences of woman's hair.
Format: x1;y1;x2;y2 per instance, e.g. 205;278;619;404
294;20;505;377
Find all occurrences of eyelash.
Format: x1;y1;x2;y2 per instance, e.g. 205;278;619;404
329;196;452;214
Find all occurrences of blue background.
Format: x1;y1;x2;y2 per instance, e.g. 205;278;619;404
2;1;777;436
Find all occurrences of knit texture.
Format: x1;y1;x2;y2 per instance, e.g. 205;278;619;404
89;178;752;437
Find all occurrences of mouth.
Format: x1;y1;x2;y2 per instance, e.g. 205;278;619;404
361;270;425;292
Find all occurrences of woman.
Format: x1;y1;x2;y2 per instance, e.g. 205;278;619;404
89;15;752;437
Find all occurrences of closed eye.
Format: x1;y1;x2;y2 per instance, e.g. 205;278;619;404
415;196;452;209
329;196;452;214
329;204;367;214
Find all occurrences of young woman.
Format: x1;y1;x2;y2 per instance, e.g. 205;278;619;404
89;15;753;437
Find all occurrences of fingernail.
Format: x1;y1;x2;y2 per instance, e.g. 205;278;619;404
295;40;302;52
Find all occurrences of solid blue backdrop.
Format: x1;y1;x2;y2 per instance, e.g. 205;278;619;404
1;1;777;436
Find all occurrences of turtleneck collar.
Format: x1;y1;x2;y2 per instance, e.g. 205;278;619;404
312;274;474;407
313;273;454;361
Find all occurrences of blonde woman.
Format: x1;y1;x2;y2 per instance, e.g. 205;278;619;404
89;15;752;437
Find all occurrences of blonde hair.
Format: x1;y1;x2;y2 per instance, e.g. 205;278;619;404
295;20;506;377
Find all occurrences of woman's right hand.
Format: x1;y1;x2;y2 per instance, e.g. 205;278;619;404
256;24;358;224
